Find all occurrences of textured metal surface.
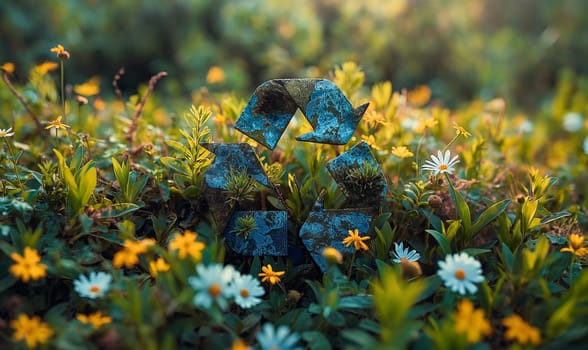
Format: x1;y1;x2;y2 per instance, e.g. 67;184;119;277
200;142;271;189
224;211;288;256
235;79;368;149
326;141;387;208
200;142;271;233
299;198;374;272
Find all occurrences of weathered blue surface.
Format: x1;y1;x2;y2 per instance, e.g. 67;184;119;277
200;142;271;189
296;80;369;144
200;142;272;233
235;79;368;149
326;141;387;207
299;198;373;271
234;81;298;149
224;211;288;256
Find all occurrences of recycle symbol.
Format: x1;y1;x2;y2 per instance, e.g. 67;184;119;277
201;79;387;272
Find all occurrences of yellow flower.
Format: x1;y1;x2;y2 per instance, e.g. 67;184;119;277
94;97;106;111
9;247;47;282
34;61;59;75
560;233;588;257
168;230;206;260
322;247;343;265
361;135;380;151
391;146;414;158
333;61;365;97
502;314;541;346
112;239;154;269
371;81;392;110
363;110;387;128
74;76;100;96
206;66;226;84
342;229;370;251
76;311;112;329
452;122;471;138
454;300;492;344
149;257;171;277
231;338;251;350
1;62;15;74
50;44;70;59
413;116;438;134
45;116;70;130
407;85;431;106
10;314;53;348
258;264;285;285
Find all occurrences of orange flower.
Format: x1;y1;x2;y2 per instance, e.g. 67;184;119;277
168;230;206;260
206;66;225;84
34;61;59;75
1;62;15;74
74;76;100;96
149;257;171;277
9;247;47;282
112;239;154;268
560;233;588;257
342;229;370;251
11;314;53;348
258;264;285;285
454;300;492;343
45;116;70;130
407;85;431;106
50;44;70;59
502;314;541;346
76;311;112;329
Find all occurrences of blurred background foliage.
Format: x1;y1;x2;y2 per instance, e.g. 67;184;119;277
2;0;588;109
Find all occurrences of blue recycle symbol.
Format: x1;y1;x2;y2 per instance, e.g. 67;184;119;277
201;79;387;272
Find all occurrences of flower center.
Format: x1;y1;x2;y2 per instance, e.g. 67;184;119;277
454;269;466;280
208;283;222;297
400;257;409;263
240;289;250;298
439;164;448;170
90;285;101;294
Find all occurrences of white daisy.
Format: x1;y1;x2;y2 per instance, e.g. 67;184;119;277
228;273;265;309
562;112;583;132
391;242;421;263
421;150;460;176
0;127;14;138
256;323;302;350
437;252;484;295
188;263;236;310
73;271;112;299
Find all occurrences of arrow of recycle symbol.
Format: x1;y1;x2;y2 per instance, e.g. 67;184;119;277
201;79;387;272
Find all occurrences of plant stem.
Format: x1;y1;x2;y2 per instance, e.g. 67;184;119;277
415;134;425;177
1;72;43;132
442;134;460;152
60;59;66;122
3;138;24;193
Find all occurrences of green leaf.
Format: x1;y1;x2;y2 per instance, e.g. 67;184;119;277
302;331;333;350
165;139;191;158
99;203;141;218
425;229;451;256
460;248;492;256
341;329;376;348
471;199;511;235
266;196;287;210
540;211;572;225
77;161;96;208
446;175;471;232
500;243;515;273
338;295;373;309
